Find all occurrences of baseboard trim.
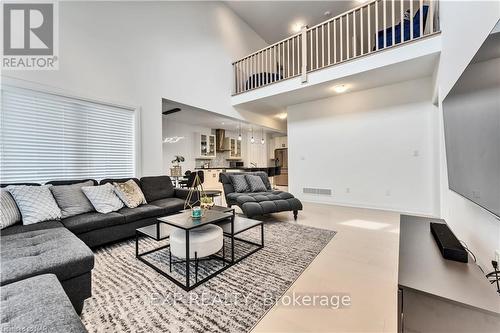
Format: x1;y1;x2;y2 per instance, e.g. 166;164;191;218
299;198;440;219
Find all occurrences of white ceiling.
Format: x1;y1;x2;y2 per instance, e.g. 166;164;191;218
162;99;281;134
471;30;500;64
449;31;500;96
224;1;361;43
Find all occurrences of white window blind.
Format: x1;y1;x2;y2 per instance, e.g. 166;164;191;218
0;86;135;183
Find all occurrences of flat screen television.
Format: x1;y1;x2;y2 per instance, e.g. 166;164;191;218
443;29;500;218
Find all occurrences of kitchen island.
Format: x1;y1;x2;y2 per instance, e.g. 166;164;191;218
194;167;280;191
195;166;279;172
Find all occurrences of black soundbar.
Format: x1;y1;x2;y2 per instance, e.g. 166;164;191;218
430;222;468;263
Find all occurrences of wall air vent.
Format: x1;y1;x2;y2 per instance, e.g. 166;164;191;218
303;188;332;196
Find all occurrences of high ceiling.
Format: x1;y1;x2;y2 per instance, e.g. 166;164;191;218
161;99;282;134
224;1;361;43
471;29;500;64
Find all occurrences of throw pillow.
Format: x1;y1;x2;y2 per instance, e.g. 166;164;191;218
230;174;249;193
245;174;268;192
0;190;22;229
82;183;124;214
257;172;273;190
50;180;95;218
7;185;62;225
114;179;147;208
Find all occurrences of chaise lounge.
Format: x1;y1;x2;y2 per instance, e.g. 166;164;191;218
219;171;303;219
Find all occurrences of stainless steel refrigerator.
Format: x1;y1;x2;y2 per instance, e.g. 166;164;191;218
274;148;288;186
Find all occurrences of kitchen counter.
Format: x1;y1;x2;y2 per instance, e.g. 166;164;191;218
195;167;280;171
195;167;282;191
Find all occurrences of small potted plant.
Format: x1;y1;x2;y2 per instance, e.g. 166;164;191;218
200;195;214;209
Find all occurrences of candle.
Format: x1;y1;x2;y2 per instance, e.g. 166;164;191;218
192;206;202;218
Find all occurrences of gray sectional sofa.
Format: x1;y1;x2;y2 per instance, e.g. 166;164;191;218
1;274;88;333
1;226;94;314
0;175;191;332
219;171;303;219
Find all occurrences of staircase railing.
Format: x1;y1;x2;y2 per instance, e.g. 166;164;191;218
232;0;440;95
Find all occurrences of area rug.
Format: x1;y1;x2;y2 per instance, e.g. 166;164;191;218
81;221;336;333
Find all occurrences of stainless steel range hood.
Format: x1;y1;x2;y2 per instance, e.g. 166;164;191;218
215;129;230;152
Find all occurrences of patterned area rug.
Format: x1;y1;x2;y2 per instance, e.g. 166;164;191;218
81;221;336;333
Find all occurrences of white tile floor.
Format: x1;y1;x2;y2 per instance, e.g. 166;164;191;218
250;202;401;333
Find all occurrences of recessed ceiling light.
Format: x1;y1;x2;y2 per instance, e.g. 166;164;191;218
332;84;349;94
276;113;287;120
291;21;306;34
324;11;331;16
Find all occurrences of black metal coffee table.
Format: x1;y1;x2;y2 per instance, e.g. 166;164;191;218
136;209;233;291
136;209;264;291
195;206;264;263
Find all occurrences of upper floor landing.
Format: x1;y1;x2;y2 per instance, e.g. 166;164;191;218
231;0;441;109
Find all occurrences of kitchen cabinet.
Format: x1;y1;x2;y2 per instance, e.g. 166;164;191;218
201;169;224;191
274;136;287;149
237;140;242;157
229;138;242;158
268;136;287;159
195;133;216;159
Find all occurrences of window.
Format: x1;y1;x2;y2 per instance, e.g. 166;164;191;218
0;86;136;183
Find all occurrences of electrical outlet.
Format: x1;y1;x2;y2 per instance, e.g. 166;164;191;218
495;250;500;263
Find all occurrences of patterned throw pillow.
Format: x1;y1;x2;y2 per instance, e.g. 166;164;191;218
7;185;62;225
229;174;249;193
82;183;124;214
0;189;22;229
113;180;147;208
50;181;95;218
245;175;268;192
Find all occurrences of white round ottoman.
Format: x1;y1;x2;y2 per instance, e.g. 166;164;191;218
170;224;223;260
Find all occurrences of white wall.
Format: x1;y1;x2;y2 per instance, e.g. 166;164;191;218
1;1;271;176
436;1;500;268
162;120;211;173
288;77;439;216
246;131;270;167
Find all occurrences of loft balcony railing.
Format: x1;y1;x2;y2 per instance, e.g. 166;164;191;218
232;0;440;95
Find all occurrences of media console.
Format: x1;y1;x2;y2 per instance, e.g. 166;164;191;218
398;215;500;333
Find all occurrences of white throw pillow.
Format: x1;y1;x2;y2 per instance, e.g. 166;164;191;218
113;180;147;208
82;183;124;214
0;189;22;229
7;185;62;225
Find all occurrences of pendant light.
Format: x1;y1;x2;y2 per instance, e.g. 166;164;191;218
250;127;255;144
238;123;242;141
261;128;265;144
